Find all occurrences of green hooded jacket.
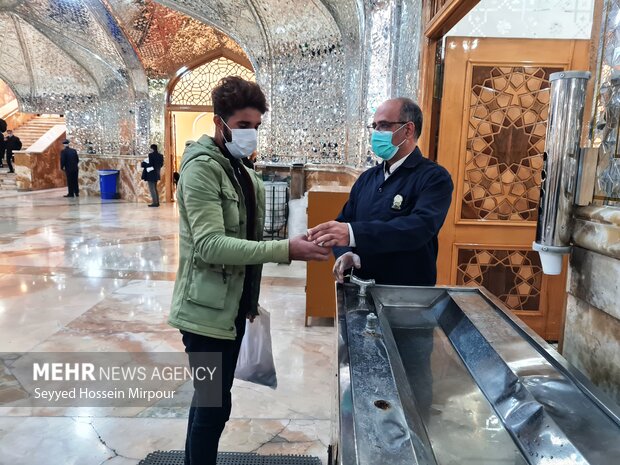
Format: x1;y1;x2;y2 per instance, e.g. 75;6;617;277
168;135;289;340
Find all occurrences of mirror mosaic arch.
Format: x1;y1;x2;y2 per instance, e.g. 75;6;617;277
0;0;424;165
10;0;144;93
0;13;36;99
170;58;255;107
158;0;349;164
0;0;151;154
107;0;248;79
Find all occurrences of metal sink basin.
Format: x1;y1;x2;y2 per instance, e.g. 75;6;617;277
333;284;620;465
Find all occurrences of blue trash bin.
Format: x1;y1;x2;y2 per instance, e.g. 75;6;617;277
98;169;120;199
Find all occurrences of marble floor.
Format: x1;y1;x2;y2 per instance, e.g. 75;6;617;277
0;189;333;465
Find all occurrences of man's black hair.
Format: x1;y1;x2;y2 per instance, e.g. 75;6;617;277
396;98;423;139
212;76;268;121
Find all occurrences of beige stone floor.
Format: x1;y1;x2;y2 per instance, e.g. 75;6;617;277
0;189;333;465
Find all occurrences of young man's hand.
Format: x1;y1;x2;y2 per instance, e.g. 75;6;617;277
289;235;331;261
307;221;349;247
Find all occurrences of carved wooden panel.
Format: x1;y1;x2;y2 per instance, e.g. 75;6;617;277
456;248;543;311
430;0;451;17
462;65;562;221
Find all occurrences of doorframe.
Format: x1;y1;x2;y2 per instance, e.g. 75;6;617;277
163;49;254;202
418;0;481;160
418;0;603;345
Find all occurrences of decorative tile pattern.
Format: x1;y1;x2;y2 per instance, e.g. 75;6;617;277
170;57;255;107
462;65;561;221
457;248;543;311
109;0;248;79
17;16;98;98
0;13;36;98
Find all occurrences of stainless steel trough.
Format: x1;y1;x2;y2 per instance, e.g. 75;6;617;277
332;283;620;465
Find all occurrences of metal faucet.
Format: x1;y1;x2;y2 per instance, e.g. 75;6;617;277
349;274;375;297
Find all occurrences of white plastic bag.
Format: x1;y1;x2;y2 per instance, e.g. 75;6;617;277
234;306;278;389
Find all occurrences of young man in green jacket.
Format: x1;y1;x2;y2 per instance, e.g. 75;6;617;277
168;77;330;464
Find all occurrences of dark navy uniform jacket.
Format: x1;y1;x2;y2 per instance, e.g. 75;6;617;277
60;147;79;173
334;147;453;286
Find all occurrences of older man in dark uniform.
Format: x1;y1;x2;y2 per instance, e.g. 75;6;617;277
308;98;453;286
308;98;453;423
60;139;80;198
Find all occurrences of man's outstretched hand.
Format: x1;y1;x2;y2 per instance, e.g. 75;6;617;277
289;235;332;261
333;252;361;283
307;221;349;247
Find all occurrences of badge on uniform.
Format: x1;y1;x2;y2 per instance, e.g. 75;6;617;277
391;194;404;211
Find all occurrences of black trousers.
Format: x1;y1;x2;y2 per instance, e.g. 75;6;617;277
6;152;14;173
66;170;79;196
181;308;246;465
148;180;159;205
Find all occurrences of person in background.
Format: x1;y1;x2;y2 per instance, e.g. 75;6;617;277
60;139;80;198
141;144;164;207
5;129;22;174
0;130;5;169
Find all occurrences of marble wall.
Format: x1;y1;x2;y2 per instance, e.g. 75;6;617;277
1;107;35;133
561;1;620;404
564;245;620;404
78;155;162;204
13;128;66;191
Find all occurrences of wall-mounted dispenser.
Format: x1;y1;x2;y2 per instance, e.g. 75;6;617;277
534;71;591;275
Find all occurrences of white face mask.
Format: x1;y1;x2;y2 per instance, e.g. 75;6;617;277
221;119;257;159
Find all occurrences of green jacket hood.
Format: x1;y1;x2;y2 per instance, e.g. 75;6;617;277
180;135;227;171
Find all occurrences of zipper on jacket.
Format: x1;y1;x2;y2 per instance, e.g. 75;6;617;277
221;265;227;284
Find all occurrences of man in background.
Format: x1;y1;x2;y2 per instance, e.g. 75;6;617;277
5;129;22;174
60;139;80;198
141;143;164;207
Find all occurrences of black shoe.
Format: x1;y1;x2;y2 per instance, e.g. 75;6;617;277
64;194;74;198
75;193;79;197
148;203;159;207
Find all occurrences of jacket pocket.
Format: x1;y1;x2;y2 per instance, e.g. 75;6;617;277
186;264;230;310
221;188;240;232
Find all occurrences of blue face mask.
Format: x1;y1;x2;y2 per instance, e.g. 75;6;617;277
370;124;406;161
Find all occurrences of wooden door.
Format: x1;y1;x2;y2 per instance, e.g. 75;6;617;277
436;38;589;341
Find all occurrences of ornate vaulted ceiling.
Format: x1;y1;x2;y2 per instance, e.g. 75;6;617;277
107;0;248;78
0;0;360;109
0;0;398;165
